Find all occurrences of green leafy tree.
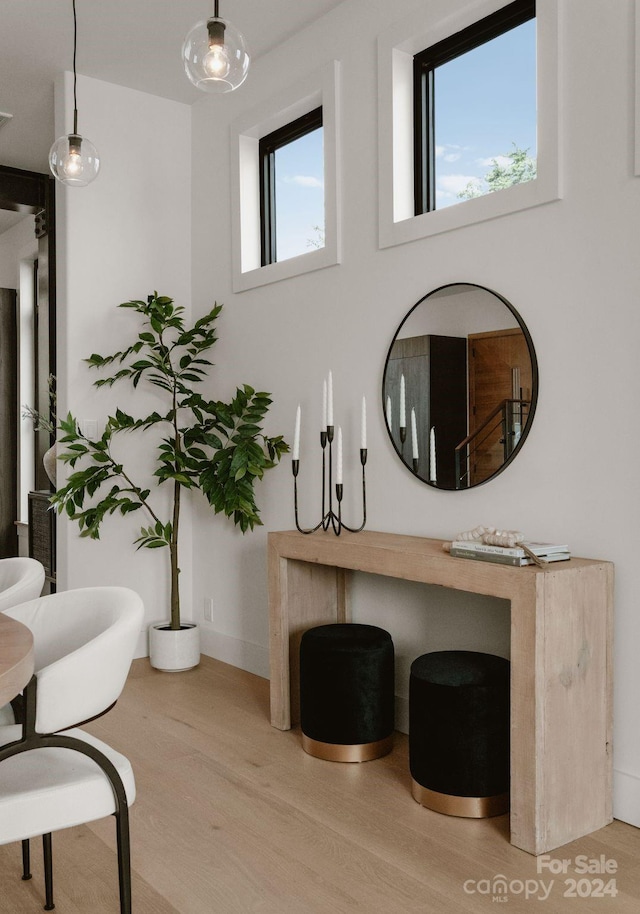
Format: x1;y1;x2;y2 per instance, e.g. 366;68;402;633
457;144;537;201
306;224;325;250
52;293;288;630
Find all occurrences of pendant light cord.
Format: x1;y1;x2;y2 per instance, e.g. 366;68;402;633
72;0;78;135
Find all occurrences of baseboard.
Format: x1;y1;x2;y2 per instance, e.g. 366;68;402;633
200;627;270;679
201;629;409;730
134;630;147;659
137;622;411;730
613;768;640;828
133;627;269;679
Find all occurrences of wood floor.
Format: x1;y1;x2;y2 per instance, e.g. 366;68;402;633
1;655;639;913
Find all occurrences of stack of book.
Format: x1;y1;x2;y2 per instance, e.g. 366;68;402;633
450;540;571;566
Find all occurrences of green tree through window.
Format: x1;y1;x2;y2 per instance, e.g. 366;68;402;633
413;0;536;214
457;144;537;200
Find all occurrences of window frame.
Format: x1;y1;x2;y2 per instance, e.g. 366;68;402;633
413;0;536;216
636;0;640;176
259;106;323;266
377;0;560;250
230;60;341;293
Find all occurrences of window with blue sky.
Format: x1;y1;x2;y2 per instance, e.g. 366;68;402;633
413;0;536;215
260;108;324;266
434;19;536;209
274;126;325;261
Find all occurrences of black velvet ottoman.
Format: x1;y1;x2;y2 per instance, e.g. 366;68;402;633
409;650;510;817
299;623;395;762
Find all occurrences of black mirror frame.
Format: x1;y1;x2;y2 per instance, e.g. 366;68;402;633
382;282;538;490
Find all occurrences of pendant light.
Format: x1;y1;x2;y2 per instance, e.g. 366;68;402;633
182;0;250;93
49;0;100;187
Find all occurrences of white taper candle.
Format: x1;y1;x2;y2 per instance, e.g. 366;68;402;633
429;426;437;482
361;396;367;449
411;408;418;459
327;371;334;426
322;380;327;430
400;375;406;428
386;395;392;429
336;426;343;484
293;405;301;460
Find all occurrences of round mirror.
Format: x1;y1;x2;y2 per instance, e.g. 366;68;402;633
382;283;538;490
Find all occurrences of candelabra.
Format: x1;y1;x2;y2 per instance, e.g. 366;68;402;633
292;425;367;536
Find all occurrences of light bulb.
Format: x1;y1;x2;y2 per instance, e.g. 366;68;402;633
203;44;230;79
62;139;84;179
49;132;100;187
62;153;83;178
182;15;249;93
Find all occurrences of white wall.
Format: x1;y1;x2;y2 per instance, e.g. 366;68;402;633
189;0;640;828
55;72;192;657
397;285;519;337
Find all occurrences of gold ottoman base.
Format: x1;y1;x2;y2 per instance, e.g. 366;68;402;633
411;779;509;818
302;732;393;763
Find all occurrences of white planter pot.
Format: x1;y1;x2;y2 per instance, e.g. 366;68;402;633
148;622;200;672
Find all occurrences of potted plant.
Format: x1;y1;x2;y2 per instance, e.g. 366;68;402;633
51;293;288;671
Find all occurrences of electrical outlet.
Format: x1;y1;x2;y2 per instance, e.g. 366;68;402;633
204;597;214;622
81;418;98;439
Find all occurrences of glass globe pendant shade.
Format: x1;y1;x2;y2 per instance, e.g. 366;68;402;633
49;132;100;187
182;16;250;93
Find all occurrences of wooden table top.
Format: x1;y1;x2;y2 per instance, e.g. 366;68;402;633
0;613;34;706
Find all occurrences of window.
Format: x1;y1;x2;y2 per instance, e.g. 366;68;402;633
376;0;558;249
231;61;340;292
414;0;536;215
259;107;324;266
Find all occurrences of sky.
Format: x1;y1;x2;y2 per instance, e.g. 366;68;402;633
272;17;536;260
274;127;325;262
434;18;537;208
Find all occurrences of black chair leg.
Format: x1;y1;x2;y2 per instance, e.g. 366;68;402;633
42;833;55;910
21;838;32;880
114;807;132;914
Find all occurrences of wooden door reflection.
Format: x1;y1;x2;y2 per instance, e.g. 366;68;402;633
468;328;532;485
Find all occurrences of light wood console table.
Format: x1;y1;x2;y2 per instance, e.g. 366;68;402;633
267;529;613;856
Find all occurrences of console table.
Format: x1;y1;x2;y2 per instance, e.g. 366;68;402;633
267;529;613;856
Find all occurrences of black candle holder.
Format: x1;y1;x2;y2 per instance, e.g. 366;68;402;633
292;426;367;536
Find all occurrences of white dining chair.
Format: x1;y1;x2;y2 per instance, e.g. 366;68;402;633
0;557;45;614
0;586;144;913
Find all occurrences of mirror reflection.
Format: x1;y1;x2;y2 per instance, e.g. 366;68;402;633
382;283;538;489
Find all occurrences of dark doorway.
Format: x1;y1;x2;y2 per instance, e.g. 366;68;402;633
0;165;56;559
0;287;18;554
